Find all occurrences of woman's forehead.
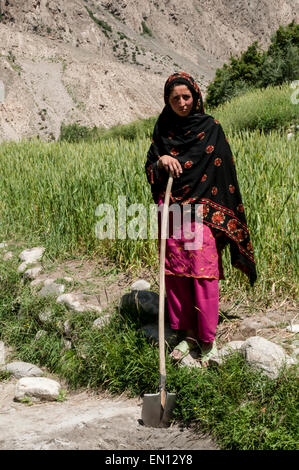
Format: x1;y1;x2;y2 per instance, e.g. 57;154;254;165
169;84;192;96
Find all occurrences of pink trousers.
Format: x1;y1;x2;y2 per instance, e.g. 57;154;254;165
165;275;219;343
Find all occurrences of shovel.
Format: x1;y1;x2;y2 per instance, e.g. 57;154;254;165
142;174;176;427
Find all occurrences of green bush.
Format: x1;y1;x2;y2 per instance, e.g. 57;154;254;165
206;22;299;107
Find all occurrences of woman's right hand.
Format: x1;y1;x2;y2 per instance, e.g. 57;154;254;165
158;155;182;178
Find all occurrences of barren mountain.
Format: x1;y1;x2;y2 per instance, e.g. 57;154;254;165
0;0;297;142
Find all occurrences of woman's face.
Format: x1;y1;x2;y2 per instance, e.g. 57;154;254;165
168;84;193;117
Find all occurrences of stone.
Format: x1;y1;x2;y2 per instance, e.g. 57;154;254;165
38;310;53;323
3;251;13;261
18;261;30;273
19;246;45;264
93;315;110;329
35;330;47;340
24;265;42;280
119;290;168;324
38;282;65;297
286;324;299;333
0;341;5;365
241;336;295;379
4;361;44;379
141;323;178;347
57;293;102;313
208;340;244;366
14;377;61;402
131;279;151;291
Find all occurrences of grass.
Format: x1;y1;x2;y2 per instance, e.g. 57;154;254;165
209;83;298;133
0;259;298;450
0;128;298;303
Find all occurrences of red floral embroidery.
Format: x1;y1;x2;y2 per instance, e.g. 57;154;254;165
232;155;235;165
211;186;218;196
200;204;209;218
170;148;179;156
236;229;245;242
229;184;235;194
184;130;191;136
214;119;220;124
197;132;205;140
247;241;253;253
201;174;207;182
227;219;238;233
184;161;193;169
206;145;214;154
237;204;244;213
212;211;225;225
181;196;198;205
214;158;222;166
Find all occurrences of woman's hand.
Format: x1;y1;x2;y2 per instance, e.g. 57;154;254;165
158;155;182;178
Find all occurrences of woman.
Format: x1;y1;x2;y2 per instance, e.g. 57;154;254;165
145;72;257;366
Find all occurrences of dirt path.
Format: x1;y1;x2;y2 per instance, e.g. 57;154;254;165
0;381;217;450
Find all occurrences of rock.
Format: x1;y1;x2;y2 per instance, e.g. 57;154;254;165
35;330;47;340
14;377;61;402
93;315;110;329
241;336;295;379
38;282;65;297
18;261;30;273
4;361;44;379
3;251;13;261
0;341;5;365
119;290;168;324
286;324;299;333
57;293;101;313
38;310;53;323
0;242;8;249
179;352;202;368
141;323;178;347
19;247;45;264
208;340;244;366
63;320;72;337
131;279;151;291
24;265;42;280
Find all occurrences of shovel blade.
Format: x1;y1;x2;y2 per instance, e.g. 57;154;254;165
141;392;176;428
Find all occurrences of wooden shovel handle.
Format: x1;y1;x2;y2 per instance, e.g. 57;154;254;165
159;175;173;405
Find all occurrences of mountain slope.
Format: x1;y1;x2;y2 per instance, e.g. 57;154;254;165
0;0;297;142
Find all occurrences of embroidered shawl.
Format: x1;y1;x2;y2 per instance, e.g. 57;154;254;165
145;72;257;286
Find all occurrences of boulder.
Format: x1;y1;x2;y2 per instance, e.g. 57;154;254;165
4;361;44;379
241;336;295;379
14;377;61;402
131;279;151;291
56;293;101;313
19;247;45;264
38;282;65;297
208;340;244;366
141;323;177;347
119;290;168;324
24;265;42;280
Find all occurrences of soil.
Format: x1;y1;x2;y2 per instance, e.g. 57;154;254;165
0;382;217;450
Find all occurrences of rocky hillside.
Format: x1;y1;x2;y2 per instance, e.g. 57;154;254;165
0;0;297;142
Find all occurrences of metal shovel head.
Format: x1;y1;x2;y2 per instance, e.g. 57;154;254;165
141;392;176;428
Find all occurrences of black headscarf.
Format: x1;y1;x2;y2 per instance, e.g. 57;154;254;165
145;72;257;286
